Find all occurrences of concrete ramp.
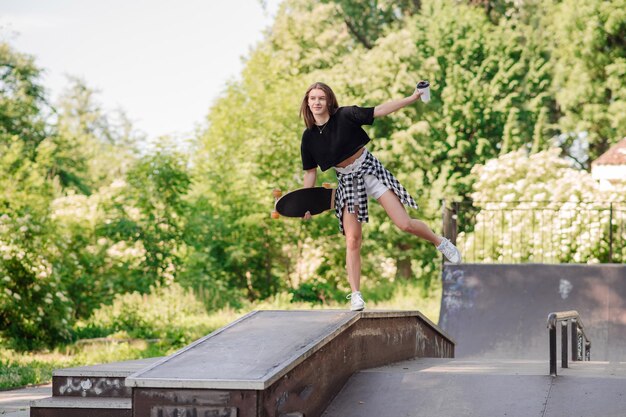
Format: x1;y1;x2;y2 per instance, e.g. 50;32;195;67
439;264;626;360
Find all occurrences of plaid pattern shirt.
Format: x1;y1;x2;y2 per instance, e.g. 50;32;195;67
335;151;418;234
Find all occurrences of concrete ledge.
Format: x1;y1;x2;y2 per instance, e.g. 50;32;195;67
52;358;163;398
30;397;131;409
361;310;455;344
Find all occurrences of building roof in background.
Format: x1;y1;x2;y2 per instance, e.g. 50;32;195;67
592;138;626;166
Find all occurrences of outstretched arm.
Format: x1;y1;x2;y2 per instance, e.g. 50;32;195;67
373;87;421;118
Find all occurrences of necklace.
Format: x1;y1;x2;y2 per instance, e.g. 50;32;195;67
316;120;329;134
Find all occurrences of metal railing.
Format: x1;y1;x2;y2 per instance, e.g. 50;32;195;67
442;200;626;263
547;310;591;376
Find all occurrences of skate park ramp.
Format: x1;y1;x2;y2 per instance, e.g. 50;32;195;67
439;264;626;360
323;264;626;417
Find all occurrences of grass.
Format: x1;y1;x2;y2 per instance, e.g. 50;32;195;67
0;280;441;390
0;340;169;390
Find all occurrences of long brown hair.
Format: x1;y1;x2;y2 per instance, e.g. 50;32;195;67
299;82;339;129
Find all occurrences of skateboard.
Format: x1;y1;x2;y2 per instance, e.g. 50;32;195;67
271;183;336;219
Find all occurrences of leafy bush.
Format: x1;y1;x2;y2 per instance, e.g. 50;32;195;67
74;283;214;347
0;357;59;389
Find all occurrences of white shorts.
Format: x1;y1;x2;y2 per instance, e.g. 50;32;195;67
334;149;389;200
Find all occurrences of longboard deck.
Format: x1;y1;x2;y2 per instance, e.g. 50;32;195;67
275;187;335;218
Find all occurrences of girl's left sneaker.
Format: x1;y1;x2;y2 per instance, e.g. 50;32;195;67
347;291;365;311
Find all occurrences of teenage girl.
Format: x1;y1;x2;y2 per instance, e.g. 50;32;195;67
299;82;461;311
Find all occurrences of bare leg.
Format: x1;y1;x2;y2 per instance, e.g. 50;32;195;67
377;190;442;246
343;206;362;292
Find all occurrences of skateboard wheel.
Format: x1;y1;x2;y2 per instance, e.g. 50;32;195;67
271;210;280;219
322;182;331;189
272;189;282;199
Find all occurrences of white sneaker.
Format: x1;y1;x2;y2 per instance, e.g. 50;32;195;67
437;237;462;264
347;291;365;311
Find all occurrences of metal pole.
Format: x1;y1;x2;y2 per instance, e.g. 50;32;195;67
441;199;446;237
561;321;568;368
571;319;578;361
441;199;447;267
550;325;557;376
451;202;459;246
609;202;614;263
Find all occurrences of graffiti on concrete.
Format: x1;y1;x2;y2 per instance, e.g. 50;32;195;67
559;279;573;299
141;389;231;405
415;322;454;358
440;268;476;330
56;376;129;397
150;406;237;417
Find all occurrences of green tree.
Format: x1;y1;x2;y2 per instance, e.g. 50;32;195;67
47;79;143;320
1;43;148;347
54;77;140;192
0;42;50;157
546;0;626;162
50;142;191;320
321;0;422;49
0;43;71;349
102;145;191;292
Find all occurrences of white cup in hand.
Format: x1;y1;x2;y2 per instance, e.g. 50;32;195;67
417;80;430;103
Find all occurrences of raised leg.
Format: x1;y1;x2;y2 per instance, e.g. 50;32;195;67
376;190;442;245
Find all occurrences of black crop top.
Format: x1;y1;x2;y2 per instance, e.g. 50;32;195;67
300;106;375;171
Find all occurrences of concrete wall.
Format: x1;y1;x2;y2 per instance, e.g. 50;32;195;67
439;264;626;361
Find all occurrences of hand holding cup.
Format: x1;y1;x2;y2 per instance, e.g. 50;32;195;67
416;80;430;103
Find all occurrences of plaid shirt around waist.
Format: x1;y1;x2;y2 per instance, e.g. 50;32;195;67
334;150;418;234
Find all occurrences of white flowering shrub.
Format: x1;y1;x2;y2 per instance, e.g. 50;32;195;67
457;149;626;263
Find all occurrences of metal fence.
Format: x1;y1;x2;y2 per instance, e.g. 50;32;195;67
442;200;626;264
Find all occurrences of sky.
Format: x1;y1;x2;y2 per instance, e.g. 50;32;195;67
0;0;281;141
